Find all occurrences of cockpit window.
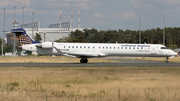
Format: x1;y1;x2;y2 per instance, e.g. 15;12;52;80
161;47;169;49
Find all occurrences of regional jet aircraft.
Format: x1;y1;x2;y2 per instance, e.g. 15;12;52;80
11;28;177;63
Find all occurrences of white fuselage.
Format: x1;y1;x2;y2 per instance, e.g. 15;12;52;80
22;42;177;58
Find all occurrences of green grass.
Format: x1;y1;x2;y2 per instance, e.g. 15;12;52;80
0;66;180;100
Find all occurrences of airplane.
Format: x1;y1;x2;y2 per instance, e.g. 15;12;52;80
11;28;177;63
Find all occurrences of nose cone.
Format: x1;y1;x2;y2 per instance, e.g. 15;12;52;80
172;51;177;56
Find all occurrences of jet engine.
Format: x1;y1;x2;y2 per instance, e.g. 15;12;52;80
36;42;53;48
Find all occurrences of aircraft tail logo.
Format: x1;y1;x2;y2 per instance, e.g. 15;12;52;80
10;28;40;45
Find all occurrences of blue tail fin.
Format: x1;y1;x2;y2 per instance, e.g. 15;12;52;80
10;28;41;45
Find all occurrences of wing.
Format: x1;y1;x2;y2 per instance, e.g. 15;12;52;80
53;45;106;58
63;52;107;58
64;52;98;58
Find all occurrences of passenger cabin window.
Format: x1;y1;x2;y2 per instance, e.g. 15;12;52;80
118;47;119;49
114;47;115;49
129;47;131;49
80;46;82;48
76;46;78;48
103;47;104;49
161;47;169;49
121;47;123;49
110;47;111;49
125;47;127;49
137;47;139;49
93;47;95;49
68;46;70;48
84;46;86;48
133;47;135;49
72;46;74;48
99;47;101;49
106;47;108;49
88;47;90;49
141;47;143;49
64;46;66;48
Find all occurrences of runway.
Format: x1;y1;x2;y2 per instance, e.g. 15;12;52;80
0;61;180;67
0;57;179;67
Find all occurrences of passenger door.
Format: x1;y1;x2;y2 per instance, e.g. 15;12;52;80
151;46;156;55
92;46;96;54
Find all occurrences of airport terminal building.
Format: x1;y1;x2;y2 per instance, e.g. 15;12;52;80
6;22;86;55
7;22;84;42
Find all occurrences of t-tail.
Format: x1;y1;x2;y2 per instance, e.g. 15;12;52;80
10;28;41;45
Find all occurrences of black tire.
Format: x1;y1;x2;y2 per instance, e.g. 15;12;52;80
80;59;84;63
80;59;88;63
85;59;88;63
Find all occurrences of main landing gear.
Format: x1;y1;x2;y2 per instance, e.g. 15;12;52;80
80;58;88;63
165;57;169;63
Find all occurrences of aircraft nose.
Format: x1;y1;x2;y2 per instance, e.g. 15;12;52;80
172;51;177;56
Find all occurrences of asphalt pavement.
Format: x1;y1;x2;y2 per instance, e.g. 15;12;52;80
0;57;179;67
0;62;179;67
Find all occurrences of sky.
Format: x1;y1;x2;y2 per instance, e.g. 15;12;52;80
1;0;180;35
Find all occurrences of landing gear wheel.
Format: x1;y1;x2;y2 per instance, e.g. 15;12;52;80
165;60;168;63
80;59;84;63
80;58;88;63
165;57;169;63
85;59;88;63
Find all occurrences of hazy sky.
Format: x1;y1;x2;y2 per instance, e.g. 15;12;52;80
1;0;180;34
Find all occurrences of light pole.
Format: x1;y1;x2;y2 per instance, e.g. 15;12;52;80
14;6;18;55
139;17;141;44
22;6;27;28
14;6;19;29
32;12;37;39
60;6;61;38
163;15;166;46
71;8;73;32
2;8;5;56
44;30;46;42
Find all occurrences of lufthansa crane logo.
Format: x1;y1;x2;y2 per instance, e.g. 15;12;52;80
17;34;32;45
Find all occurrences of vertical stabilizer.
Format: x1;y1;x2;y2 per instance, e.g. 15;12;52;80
10;28;40;45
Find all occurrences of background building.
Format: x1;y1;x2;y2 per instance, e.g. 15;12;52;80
5;21;86;55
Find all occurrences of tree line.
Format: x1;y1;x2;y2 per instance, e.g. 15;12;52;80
0;27;179;54
55;27;180;48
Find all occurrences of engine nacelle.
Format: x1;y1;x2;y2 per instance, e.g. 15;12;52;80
42;42;53;48
37;42;53;48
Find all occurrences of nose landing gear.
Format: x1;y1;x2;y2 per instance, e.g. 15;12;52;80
80;58;88;63
165;57;169;63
